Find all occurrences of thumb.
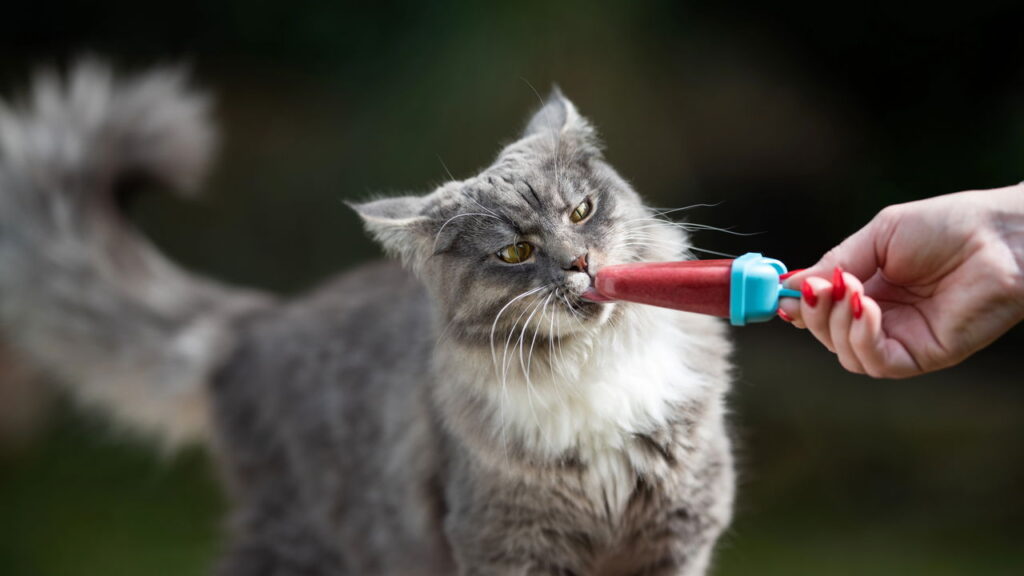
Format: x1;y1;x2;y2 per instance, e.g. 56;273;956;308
784;215;888;289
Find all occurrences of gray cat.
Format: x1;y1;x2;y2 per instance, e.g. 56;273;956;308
0;61;734;575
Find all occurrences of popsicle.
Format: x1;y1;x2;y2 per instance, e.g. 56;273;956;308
583;252;801;326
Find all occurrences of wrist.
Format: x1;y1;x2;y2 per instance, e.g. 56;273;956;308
996;184;1024;304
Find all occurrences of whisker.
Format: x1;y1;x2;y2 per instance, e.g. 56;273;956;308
618;202;721;225
502;295;538;389
487;288;541;467
526;294;552;387
646;202;724;218
502;284;555;389
678;223;762;236
548;301;559;382
436;154;456;182
518;294;547;385
554;306;570;380
490;286;545;376
559;292;586;329
687;246;739;258
616;235;679;245
615;242;671;250
516;296;548;430
548;302;574;384
499;301;538;461
628;220;761;237
614;233;679;243
536;298;571;419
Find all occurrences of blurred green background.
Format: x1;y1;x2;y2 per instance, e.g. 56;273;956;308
1;1;1023;574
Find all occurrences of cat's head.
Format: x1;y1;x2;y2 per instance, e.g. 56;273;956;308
353;90;687;346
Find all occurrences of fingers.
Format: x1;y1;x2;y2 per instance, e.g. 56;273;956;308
778;267;867;373
777;291;803;328
829;271;865;374
779;267;922;378
847;294;922;379
782;267;867;373
798;276;836;353
847;290;887;376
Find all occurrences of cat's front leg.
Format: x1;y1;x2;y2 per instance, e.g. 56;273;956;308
456;558;580;576
620;543;715;576
218;503;348;576
615;495;728;576
444;498;593;576
450;553;586;576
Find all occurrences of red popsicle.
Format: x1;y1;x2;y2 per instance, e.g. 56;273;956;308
589;260;734;317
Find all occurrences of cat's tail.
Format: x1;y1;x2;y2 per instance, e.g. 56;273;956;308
0;59;272;448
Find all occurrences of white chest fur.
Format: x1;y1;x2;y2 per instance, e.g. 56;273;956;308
469;305;721;514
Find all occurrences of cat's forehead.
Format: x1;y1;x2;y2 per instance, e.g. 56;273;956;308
464;174;582;226
426;113;606;230
473;150;592;208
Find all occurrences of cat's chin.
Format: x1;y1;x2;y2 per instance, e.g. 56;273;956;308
552;297;616;335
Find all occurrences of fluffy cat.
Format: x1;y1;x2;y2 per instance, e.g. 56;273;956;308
0;61;734;575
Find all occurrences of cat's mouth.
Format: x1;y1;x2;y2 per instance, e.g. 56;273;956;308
563;264;616;304
560;291;591;312
562;271;598;303
580;287;614;303
558;273;612;321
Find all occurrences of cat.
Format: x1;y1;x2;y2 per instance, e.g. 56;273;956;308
0;60;735;576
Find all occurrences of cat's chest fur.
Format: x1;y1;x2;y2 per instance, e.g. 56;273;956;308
437;305;727;519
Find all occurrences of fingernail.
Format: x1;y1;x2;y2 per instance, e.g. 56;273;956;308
801;280;818;307
850;291;863;319
779;268;806;281
832;266;846;301
777;308;793;322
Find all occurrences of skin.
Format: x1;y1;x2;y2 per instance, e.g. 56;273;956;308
778;184;1024;378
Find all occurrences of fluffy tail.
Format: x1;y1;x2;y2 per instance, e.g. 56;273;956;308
0;60;271;447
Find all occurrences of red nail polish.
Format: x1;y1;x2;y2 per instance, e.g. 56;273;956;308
779;268;806;281
850;291;863;319
832;266;846;301
801;280;818;307
777;308;793;322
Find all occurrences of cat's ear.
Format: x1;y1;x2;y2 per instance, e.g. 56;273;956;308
522;87;590;138
522;88;600;155
350;196;434;272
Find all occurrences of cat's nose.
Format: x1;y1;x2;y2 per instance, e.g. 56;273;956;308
564;252;589;274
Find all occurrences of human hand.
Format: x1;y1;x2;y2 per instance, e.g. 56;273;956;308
778;184;1024;378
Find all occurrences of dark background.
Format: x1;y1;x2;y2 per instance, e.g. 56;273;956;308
1;2;1023;575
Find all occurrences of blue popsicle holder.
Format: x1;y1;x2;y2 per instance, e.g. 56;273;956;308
729;252;801;326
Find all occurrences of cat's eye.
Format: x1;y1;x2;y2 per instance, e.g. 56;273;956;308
570;199;592;223
497;242;534;264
